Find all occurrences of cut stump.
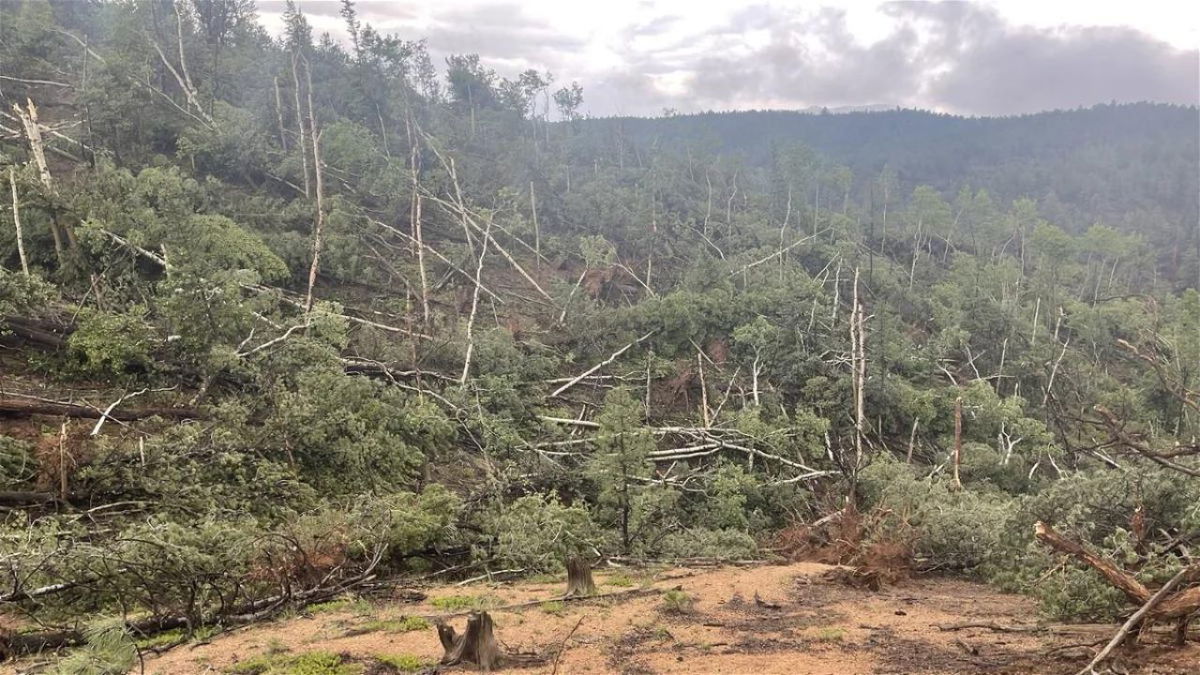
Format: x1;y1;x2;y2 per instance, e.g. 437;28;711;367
438;611;505;670
564;556;596;598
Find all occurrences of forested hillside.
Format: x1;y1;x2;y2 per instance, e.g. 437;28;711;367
583;104;1200;269
0;1;1197;670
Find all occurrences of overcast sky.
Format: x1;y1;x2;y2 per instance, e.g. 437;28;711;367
256;0;1200;117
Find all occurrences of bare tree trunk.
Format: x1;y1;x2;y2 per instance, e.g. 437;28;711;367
751;354;761;406
303;60;324;315
408;138;430;326
779;185;792;278
12;99;72;261
291;54;310;198
703;169;712;237
851;267;866;473
907;417;920;464
952;396;963;489
9;168;29;275
460;219;492;383
697;348;710;428
272;76;288;151
530;181;540;270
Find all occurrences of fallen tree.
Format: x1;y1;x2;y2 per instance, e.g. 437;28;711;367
1034;520;1199;660
0;396;204;421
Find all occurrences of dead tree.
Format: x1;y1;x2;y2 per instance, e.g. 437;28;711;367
564;556;595;598
437;611;506;671
8;167;29;275
302;58;325;316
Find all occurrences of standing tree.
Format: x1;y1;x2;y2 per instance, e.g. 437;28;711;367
586;388;655;554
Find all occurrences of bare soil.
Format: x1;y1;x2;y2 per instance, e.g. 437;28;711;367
100;562;1200;674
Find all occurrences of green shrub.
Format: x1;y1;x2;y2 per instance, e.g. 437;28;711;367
660;589;694;614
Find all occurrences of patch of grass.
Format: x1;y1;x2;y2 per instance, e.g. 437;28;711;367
604;573;634;587
306;598;354;614
266;638;290;655
135;625;219;649
525;572;560;584
539;600;566;616
226;649;362;675
660;589;695;615
374;653;432;672
359;616;431;634
135;628;186;649
430;594;489;611
809;627;846;642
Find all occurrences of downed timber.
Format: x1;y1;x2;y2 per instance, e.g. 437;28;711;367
0;564;385;658
1074;566;1195;675
1034;521;1200;667
1033;521;1150;605
0;396;204;421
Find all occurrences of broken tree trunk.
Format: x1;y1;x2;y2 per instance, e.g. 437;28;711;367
438;611;506;671
1034;521;1150;604
564;556;596;598
1034;521;1200;655
9;167;29;275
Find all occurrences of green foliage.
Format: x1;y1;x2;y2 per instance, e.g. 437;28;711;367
586;388;656;554
1;0;1196;634
860;456;1019;572
481;493;604;572
657;528;759;561
55;620;136;675
67;308;155;377
0;436;36;488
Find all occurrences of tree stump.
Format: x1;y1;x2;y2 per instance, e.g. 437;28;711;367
438;611;505;671
564;556;596;598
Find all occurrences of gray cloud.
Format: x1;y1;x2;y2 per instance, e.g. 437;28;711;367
258;1;1199;116
680;2;1199;115
423;4;587;64
256;1;416;20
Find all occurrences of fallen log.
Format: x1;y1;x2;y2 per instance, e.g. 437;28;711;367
1033;521;1150;605
1033;520;1200;668
1073;565;1195;675
0;397;204;421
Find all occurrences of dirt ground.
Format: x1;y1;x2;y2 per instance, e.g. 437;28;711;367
54;562;1200;674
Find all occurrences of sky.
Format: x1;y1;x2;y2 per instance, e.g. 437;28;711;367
256;0;1200;117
